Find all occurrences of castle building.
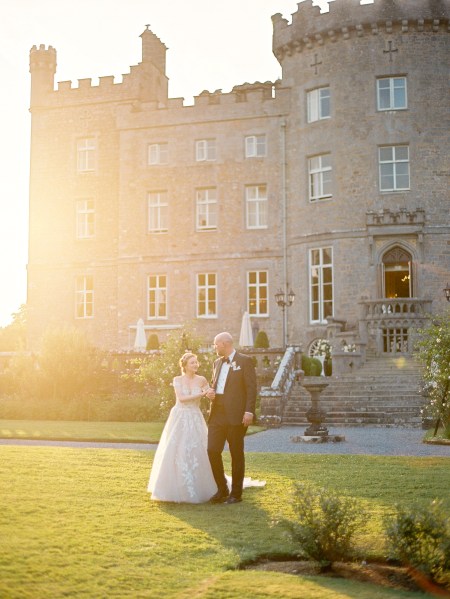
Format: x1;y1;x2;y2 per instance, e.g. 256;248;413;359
27;0;449;361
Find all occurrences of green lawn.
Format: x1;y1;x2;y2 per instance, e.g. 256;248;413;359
1;447;448;598
0;420;264;443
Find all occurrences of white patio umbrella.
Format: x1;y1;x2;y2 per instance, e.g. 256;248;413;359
239;311;253;348
133;318;147;351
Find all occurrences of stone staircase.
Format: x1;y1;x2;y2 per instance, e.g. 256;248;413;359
282;355;425;427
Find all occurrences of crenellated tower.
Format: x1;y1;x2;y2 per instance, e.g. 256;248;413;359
29;44;57;108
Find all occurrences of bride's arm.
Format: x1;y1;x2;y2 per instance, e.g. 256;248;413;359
172;377;208;402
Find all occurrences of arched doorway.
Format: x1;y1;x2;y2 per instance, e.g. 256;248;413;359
381;246;413;298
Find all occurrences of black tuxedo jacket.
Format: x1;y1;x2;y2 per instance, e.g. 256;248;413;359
210;352;257;425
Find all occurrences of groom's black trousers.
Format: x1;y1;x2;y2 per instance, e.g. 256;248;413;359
207;406;247;498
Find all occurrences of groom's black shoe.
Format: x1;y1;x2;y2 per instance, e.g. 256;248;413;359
209;490;229;504
224;495;242;505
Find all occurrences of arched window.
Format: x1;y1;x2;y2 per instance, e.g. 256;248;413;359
381;246;413;298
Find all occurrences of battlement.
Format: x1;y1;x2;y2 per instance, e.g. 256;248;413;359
273;0;450;61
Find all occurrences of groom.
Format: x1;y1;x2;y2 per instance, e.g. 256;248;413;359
206;331;257;504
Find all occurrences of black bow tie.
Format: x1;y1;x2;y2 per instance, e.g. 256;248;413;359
222;357;231;364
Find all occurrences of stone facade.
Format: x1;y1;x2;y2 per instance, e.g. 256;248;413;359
27;1;450;355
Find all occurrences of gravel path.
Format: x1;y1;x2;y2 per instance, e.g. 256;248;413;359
1;426;449;457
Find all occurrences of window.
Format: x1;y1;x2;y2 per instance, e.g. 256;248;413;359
148;191;168;233
148;143;168;165
307;87;331;123
377;77;407;111
196;188;217;230
148;275;167;319
308;154;332;201
196;139;216;162
77;138;96;172
247;271;268;316
246;185;268;229
309;248;333;324
197;273;217;317
76;199;95;239
76;275;94;318
379;146;410;191
245;135;266;158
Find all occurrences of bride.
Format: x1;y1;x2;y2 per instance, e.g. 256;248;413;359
148;351;265;503
148;352;217;503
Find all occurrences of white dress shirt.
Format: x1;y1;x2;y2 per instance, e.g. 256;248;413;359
215;350;236;394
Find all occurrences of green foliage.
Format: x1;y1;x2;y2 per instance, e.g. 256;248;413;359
0;304;27;351
254;330;269;349
384;500;450;587
38;327;101;401
301;354;322;376
146;333;160;350
282;482;367;567
415;311;450;432
129;326;214;418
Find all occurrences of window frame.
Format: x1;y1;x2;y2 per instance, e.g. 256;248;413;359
308;154;332;202
376;76;407;111
378;145;410;192
245;184;268;229
307;87;331;123
245;134;267;158
247;270;269;316
148;191;168;233
148;142;168;165
195;139;216;162
75;199;95;239
76;137;96;172
196;187;217;231
75;275;94;319
309;247;333;324
147;274;167;320
196;273;217;318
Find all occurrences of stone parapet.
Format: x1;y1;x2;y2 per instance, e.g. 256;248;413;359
272;0;450;61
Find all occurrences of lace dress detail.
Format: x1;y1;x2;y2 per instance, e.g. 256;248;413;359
148;384;217;503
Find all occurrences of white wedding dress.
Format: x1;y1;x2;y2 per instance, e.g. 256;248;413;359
148;385;217;503
148;383;265;504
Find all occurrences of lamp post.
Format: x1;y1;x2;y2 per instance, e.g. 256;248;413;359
444;283;450;302
275;288;295;348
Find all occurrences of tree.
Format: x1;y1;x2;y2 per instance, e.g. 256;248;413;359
38;327;101;401
130;327;214;418
0;304;27;351
415;310;450;435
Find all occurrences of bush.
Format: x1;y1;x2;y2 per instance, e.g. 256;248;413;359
301;355;322;376
282;482;366;568
384;500;450;587
128;326;214;419
415;311;450;432
254;330;269;349
146;334;160;350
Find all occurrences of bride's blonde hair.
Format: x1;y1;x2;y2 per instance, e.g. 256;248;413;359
179;352;197;374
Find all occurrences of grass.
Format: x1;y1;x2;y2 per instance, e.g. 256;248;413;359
1;446;449;598
0;420;264;443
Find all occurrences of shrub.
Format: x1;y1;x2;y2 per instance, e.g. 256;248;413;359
415;311;450;433
384;500;450;587
128;326;214;419
38;327;101;401
146;334;160;350
254;330;269;349
282;482;366;568
301;355;322;376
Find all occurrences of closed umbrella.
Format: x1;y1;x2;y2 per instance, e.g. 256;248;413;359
239;311;253;348
133;318;147;351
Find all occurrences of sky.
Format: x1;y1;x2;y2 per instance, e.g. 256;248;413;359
0;0;347;327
